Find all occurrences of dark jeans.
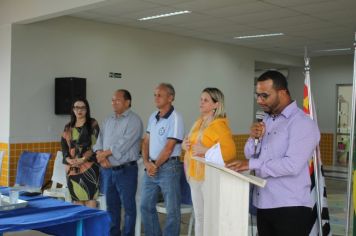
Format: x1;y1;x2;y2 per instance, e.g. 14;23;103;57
101;164;138;236
257;206;312;236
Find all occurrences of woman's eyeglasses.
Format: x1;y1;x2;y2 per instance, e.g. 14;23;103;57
73;106;87;111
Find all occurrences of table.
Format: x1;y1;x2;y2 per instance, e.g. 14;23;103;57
0;188;110;236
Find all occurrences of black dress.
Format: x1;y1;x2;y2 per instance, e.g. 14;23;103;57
61;119;100;201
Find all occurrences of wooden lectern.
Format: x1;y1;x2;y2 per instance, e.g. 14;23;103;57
192;157;266;236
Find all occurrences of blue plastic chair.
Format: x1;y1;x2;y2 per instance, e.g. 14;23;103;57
15;151;52;189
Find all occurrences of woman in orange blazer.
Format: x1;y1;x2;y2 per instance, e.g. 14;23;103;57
183;87;237;236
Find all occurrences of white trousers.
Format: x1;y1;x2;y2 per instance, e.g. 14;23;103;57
189;179;205;236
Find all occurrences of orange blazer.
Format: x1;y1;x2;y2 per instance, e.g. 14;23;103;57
185;117;237;181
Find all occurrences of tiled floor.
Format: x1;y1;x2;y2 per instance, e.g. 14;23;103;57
326;177;349;236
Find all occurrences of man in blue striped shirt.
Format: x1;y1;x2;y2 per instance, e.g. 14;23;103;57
94;89;143;236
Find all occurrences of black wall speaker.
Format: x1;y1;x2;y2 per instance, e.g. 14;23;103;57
55;77;86;114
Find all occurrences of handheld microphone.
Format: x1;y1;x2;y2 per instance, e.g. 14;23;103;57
254;110;265;147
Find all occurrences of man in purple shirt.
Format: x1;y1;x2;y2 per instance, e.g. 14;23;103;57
227;70;320;236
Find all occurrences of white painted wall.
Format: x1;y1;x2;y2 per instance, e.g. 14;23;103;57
0;24;11;142
287;55;354;133
311;55;354;133
10;16;302;142
287;66;304;107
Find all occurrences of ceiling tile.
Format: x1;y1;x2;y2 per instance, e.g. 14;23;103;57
143;12;212;25
143;0;193;5
311;8;356;23
68;0;356;56
245;15;317;30
292;0;356;14
93;16;135;25
203;1;277;18
227;8;301;25
173;0;255;12
120;6;177;19
263;0;333;7
175;18;234;29
198;24;258;35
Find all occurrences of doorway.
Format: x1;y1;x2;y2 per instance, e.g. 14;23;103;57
335;84;352;166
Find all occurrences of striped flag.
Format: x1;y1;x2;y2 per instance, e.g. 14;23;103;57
303;57;331;236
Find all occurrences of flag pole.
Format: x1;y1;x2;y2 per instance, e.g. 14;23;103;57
346;32;356;236
305;49;323;235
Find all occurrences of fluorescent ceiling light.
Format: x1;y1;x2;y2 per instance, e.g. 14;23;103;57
234;33;284;39
138;10;191;21
314;48;351;52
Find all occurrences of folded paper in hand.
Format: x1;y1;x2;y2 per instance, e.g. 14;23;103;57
205;143;225;166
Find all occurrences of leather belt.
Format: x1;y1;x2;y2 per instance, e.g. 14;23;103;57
111;161;137;170
149;156;180;164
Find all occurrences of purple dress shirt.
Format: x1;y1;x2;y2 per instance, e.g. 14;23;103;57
245;101;320;209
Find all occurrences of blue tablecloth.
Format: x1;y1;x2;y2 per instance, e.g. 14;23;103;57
0;188;110;236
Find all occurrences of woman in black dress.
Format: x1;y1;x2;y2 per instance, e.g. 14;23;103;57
61;98;100;208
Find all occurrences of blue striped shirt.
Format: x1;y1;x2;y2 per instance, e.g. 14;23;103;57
93;109;143;166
